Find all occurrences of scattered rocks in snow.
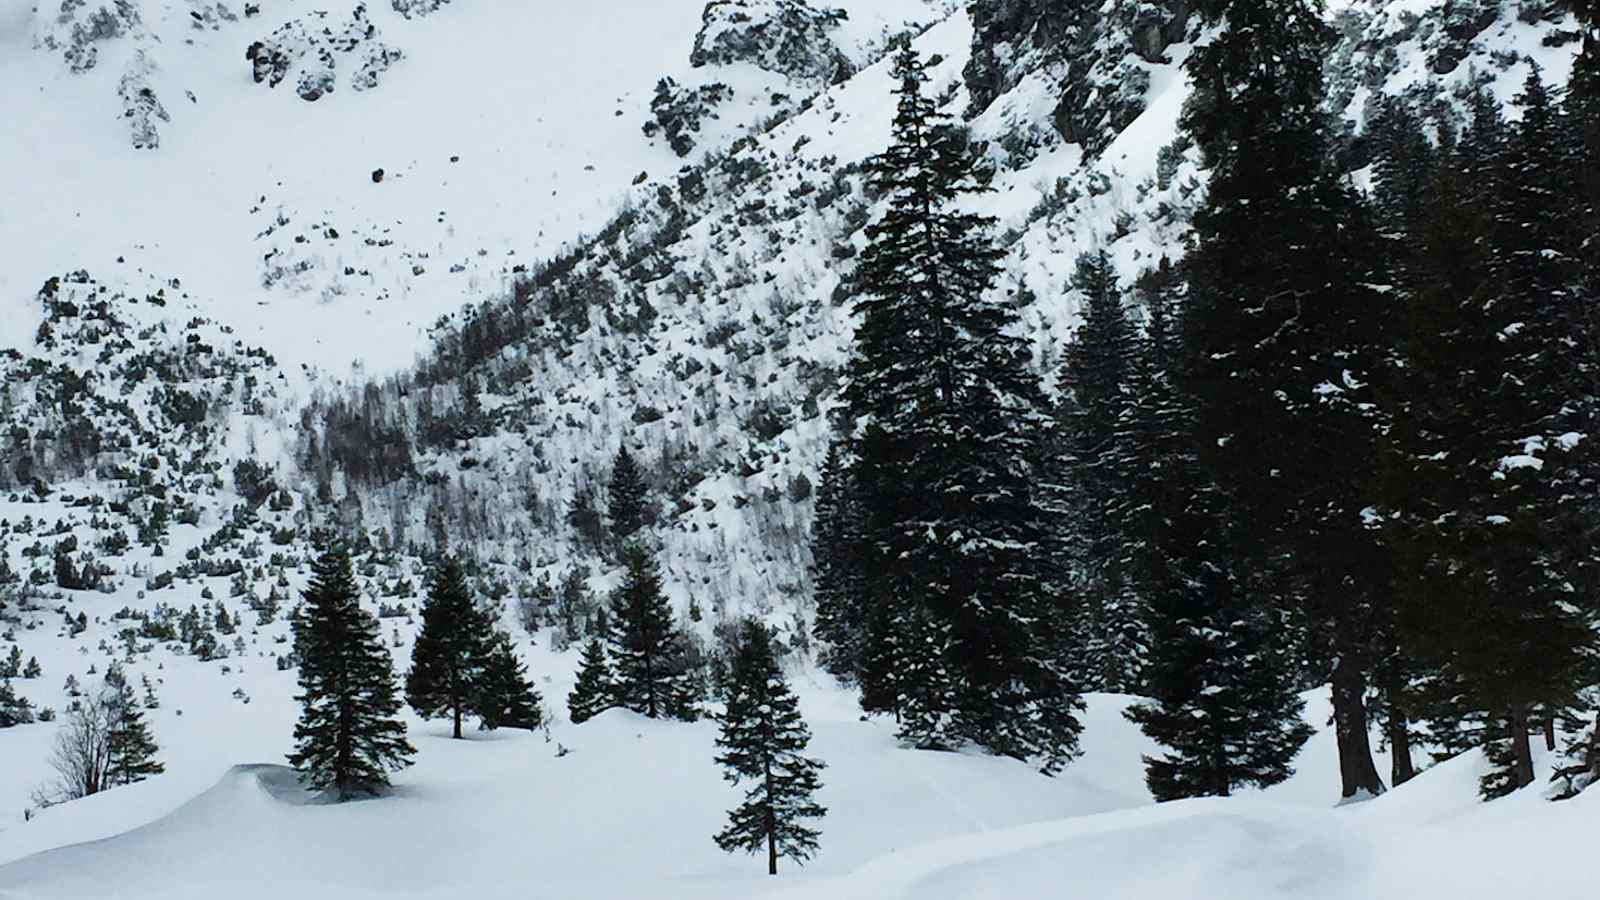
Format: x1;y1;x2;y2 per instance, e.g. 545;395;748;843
34;0;144;73
246;3;404;101
642;78;733;157
690;0;853;84
187;1;241;31
117;51;169;150
390;0;455;19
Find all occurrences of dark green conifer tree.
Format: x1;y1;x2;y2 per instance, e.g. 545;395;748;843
473;632;543;731
809;441;870;683
608;444;648;541
843;41;1081;772
405;555;493;739
0;679;35;727
104;671;164;786
288;541;414;799
1180;0;1390;801
1126;494;1316;800
713;620;826;876
608;541;696;720
1119;273;1316;800
1437;70;1595;798
1051;249;1145;692
567;633;616;724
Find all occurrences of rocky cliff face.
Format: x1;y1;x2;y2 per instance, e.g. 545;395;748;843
964;1;1195;156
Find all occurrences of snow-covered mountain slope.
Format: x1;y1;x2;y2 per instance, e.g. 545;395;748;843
0;2;1594;894
0;0;947;376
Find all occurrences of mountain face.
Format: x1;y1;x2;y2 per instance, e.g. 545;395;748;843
0;0;1586;815
1;0;1581;623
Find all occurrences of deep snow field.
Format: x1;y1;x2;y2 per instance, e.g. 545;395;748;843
0;620;1596;900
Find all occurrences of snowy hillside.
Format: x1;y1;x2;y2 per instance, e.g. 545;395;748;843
0;0;948;375
1;0;1596;897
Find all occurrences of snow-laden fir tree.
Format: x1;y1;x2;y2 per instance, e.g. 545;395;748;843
103;667;163;786
1180;0;1391;801
838;40;1081;772
406;554;494;739
288;541;414;799
1365;95;1443;789
1125;495;1316;800
713;620;825;875
1116;272;1315;800
567;631;616;724
608;443;647;542
809;441;870;683
1050;249;1146;693
0;679;35;727
1404;71;1598;799
473;631;543;731
608;540;697;720
1551;0;1600;798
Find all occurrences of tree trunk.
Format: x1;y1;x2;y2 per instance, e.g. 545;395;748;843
765;742;778;875
1587;710;1600;783
1510;704;1536;791
1331;651;1386;800
1543;707;1556;752
1384;668;1415;787
767;817;778;876
453;704;463;740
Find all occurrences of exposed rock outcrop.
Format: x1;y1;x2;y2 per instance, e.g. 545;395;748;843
245;3;403;101
691;0;853;84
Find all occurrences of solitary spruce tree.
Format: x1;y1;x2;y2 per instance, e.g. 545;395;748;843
608;541;696;720
567;633;616;724
714;620;826;875
289;542;415;799
406;555;494;738
104;669;164;786
843;40;1081;772
473;631;544;731
608;444;648;542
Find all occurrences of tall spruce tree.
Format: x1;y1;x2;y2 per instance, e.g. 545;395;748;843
567;632;616;724
1051;249;1145;692
1437;70;1595;798
473;631;544;731
608;444;647;542
1180;0;1391;800
104;668;163;786
1554;0;1600;797
405;554;493;739
608;541;696;720
842;41;1081;772
810;441;871;683
1119;272;1316;800
713;620;826;876
288;541;414;799
1366;96;1444;789
1125;495;1316;800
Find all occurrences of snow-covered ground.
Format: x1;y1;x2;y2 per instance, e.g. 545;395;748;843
2;660;1596;899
